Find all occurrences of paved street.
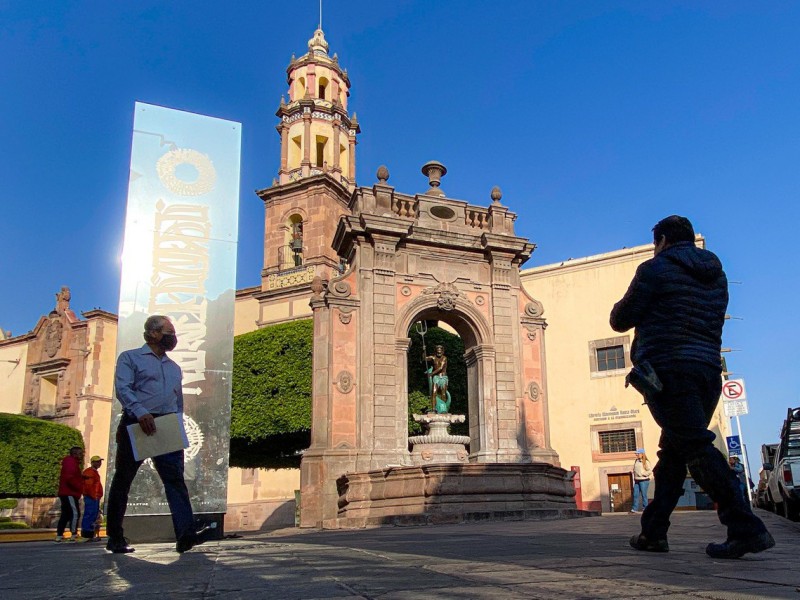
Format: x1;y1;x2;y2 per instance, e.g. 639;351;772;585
1;509;798;599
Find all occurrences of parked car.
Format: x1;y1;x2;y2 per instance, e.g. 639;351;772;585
763;407;800;520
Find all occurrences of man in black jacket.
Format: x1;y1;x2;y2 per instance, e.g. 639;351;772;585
611;215;773;559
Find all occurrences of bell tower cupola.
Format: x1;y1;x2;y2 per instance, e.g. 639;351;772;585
276;28;360;190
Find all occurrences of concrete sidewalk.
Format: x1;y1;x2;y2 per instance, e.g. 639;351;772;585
1;509;797;599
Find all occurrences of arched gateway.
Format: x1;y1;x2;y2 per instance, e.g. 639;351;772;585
300;164;574;527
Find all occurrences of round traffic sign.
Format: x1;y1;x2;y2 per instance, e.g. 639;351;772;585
722;380;743;400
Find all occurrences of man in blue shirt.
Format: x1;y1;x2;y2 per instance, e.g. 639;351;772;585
105;315;201;554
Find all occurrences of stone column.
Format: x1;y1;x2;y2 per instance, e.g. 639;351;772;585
348;135;356;182
466;344;498;462
332;118;341;177
299;287;331;527
279;123;289;174
302;110;312;176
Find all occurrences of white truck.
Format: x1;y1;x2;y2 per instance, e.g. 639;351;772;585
763;407;800;520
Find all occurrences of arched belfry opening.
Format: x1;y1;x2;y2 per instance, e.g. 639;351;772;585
299;163;571;528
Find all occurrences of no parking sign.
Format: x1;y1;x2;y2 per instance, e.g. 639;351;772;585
722;379;749;416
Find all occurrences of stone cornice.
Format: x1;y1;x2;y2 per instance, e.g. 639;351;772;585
29;357;71;373
256;173;352;206
80;309;117;322
286;52;351;86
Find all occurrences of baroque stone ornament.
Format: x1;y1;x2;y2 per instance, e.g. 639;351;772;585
376;165;390;183
524;300;545;318
527;381;542;402
524;324;538;341
475;295;485;306
422;281;464;312
310;276;325;298
44;319;63;358
338;309;353;325
335;370;354;394
401;285;412;297
329;280;352;298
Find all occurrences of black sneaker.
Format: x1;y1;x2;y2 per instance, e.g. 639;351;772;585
630;533;669;552
705;531;775;559
106;537;135;554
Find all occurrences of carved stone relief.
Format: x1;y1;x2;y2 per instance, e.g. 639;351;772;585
422;281;465;312
526;381;541;402
524;300;544;318
44;319;63;358
334;370;354;394
338;308;354;325
328;280;352;298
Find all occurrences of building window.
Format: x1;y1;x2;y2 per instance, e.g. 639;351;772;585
597;345;625;372
588;335;630;377
599;428;637;454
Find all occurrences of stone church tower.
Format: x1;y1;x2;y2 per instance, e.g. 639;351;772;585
254;28;360;324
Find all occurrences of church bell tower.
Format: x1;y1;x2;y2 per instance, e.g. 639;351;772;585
255;28;360;323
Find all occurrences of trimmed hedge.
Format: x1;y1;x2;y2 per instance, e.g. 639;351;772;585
0;498;18;510
0;413;84;497
230;320;313;467
406;325;468;435
0;521;30;530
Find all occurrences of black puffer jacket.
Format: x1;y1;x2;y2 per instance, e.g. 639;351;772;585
610;241;728;370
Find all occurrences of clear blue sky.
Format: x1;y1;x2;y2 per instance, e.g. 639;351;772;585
2;1;798;462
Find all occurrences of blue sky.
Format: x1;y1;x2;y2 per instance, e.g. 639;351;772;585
1;1;798;462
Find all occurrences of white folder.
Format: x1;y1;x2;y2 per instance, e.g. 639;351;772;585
127;413;190;461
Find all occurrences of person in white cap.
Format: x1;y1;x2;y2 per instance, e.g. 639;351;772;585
81;455;104;540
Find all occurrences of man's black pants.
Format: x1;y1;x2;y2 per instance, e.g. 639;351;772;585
640;362;767;541
105;414;196;543
56;495;80;536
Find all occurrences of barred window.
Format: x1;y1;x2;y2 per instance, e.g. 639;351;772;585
596;345;625;372
599;429;636;454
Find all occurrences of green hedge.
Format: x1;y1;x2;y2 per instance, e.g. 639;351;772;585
0;521;30;530
0;413;84;497
0;498;18;510
230;320;313;468
406;325;468;435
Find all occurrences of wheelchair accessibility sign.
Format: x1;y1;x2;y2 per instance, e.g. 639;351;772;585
726;435;742;457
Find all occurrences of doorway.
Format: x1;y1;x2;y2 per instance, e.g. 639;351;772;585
608;473;633;513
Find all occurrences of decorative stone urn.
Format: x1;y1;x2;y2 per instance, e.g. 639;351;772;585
409;413;470;465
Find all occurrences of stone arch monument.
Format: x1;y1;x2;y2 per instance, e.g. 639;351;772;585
300;163;575;527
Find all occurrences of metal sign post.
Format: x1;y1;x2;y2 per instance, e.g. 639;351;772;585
721;379;752;504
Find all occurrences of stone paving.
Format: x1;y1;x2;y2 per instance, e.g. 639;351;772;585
1;509;798;599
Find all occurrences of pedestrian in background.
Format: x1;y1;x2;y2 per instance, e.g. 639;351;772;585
611;215;773;559
80;455;103;540
55;446;84;542
729;456;747;498
631;449;652;513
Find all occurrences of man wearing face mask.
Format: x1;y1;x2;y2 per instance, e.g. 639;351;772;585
105;315;200;554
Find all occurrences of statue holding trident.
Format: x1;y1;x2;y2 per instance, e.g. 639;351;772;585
414;322;452;413
426;344;451;414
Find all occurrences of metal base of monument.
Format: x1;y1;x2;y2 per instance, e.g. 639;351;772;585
330;463;595;529
122;513;225;543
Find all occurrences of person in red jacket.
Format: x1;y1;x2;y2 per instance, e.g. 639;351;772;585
56;446;84;542
80;455;104;540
